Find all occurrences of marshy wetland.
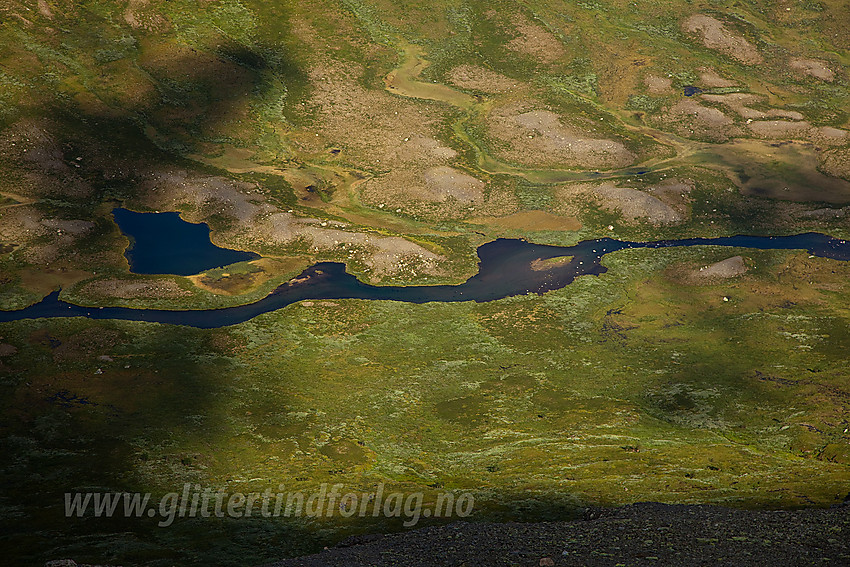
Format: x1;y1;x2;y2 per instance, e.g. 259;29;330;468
1;0;850;565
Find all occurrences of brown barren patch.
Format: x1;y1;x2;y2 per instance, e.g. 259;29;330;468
666;256;749;285
664;99;736;141
693;256;748;280
506;15;567;64
819;148;850;181
697;67;737;88
701;93;803;121
448;65;521;93
486;104;636;169
683;15;763;65
559;182;684;226
789;58;835;82
645;74;673;95
747;120;812;139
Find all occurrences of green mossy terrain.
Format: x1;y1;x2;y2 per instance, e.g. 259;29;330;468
0;0;849;565
3;247;850;565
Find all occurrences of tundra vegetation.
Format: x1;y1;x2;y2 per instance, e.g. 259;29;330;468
0;0;849;565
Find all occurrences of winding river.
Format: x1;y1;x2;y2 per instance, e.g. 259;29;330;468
1;233;848;329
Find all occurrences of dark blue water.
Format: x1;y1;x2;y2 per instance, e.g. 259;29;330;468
683;85;703;97
112;208;259;275
1;233;848;329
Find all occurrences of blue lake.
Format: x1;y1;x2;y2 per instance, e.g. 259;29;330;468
112;208;259;275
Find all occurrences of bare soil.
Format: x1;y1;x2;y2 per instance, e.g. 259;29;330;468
558;182;683;226
644;74;673;95
123;0;170;32
819;147;850;181
591;183;683;225
486;104;636;169
660;99;737;142
421;166;486;203
448;65;521;94
683;15;763;65
692;255;748;280
384;45;476;107
0;205;106;268
700;93;804;121
747;120;813;139
505;14;567;64
789;58;836;82
811;127;849;147
697;67;738;88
